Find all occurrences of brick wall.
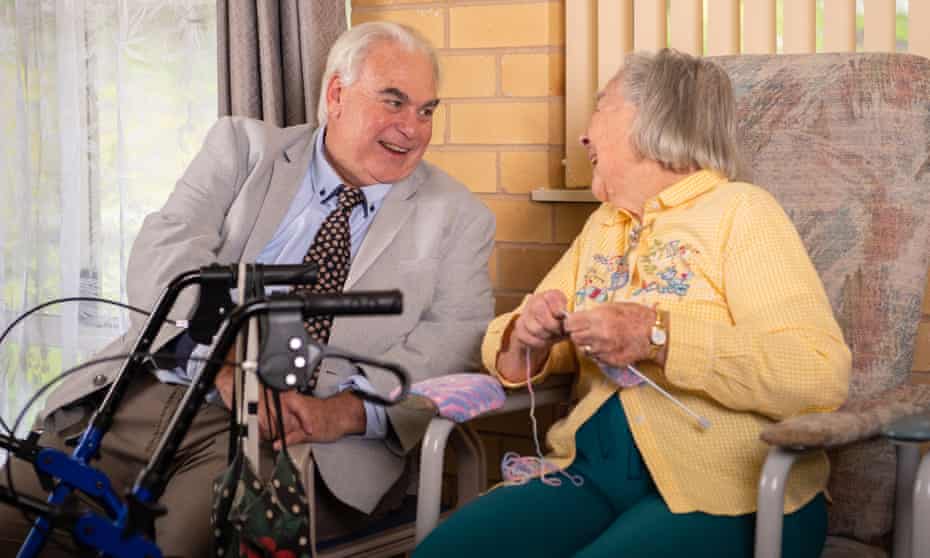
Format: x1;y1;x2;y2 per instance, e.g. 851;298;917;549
351;0;589;487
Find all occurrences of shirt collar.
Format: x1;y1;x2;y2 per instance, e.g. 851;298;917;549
654;169;726;209
599;169;727;227
312;128;392;215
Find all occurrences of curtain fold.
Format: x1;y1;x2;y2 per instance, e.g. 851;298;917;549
217;0;347;128
0;0;218;447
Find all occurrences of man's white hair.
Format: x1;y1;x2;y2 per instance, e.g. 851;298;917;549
317;22;440;126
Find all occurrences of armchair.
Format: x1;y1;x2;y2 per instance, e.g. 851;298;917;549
715;53;930;558
418;52;930;558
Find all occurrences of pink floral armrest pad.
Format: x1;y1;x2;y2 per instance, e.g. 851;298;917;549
409;374;506;423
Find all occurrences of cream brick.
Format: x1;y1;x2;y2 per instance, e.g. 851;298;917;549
482;197;552;242
424;150;496;193
913;320;930;371
554;203;599;243
354;0;437;6
439;54;496;98
494;292;525;315
500;151;564;194
496;246;565;291
555;203;598;244
450;101;563;145
352;7;445;48
450;2;563;48
501;52;564;97
430;104;446;145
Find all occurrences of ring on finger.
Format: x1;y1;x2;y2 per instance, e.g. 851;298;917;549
581;344;594;357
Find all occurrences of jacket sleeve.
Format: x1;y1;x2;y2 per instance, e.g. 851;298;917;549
358;196;497;452
663;191;851;420
125;117;247;348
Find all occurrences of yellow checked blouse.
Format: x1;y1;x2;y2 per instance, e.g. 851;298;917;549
482;170;851;515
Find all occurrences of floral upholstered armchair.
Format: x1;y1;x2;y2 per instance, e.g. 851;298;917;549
707;52;930;558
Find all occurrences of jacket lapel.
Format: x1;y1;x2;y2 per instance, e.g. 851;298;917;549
241;128;318;262
344;166;422;290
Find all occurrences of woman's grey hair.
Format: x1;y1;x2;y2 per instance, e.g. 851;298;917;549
612;49;739;179
317;22;440;126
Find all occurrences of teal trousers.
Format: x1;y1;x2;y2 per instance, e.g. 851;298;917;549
414;397;826;558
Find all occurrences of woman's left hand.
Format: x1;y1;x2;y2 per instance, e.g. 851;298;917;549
563;302;661;368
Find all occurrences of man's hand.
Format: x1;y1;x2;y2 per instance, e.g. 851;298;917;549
272;390;367;450
215;357;366;446
563;302;666;368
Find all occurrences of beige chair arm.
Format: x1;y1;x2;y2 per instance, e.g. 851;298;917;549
760;383;930;450
413;374;573;544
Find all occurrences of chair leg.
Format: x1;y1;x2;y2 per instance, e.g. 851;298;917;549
755;447;801;558
914;452;930;558
415;418;455;545
449;423;486;507
891;441;930;558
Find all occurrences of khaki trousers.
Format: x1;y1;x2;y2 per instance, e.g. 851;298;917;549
0;374;408;558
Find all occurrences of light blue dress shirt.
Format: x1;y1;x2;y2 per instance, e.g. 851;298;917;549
159;128;392;438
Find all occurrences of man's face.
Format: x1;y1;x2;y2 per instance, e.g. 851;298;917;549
324;40;438;187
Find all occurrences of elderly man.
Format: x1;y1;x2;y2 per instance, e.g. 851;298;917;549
0;22;494;557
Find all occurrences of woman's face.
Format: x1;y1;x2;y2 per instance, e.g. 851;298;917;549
581;83;641;205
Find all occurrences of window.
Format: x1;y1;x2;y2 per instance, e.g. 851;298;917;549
0;0;217;442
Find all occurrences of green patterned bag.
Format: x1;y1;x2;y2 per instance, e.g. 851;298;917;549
211;389;313;558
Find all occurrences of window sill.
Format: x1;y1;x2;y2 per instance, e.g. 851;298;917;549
530;188;599;203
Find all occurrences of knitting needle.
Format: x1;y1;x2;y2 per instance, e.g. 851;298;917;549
558;310;711;431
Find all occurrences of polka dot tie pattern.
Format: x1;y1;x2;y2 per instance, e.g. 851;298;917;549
295;187;367;346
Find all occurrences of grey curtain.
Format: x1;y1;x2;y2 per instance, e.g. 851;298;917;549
217;0;347;128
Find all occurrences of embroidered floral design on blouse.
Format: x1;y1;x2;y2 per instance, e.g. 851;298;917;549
633;238;699;297
575;253;631;306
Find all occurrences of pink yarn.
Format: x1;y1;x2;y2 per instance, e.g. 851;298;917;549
500;348;583;488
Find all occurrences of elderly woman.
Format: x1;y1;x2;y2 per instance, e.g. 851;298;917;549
414;49;850;558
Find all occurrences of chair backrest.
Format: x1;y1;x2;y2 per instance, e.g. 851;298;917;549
713;53;930;548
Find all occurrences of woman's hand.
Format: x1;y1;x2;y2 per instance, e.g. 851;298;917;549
512;290;569;350
564;302;665;368
497;290;569;383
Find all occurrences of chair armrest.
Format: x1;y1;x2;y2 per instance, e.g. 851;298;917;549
415;416;456;544
755;447;806;558
760;383;930;449
485;374;573;417
410;374;573;544
883;414;930;442
884;414;930;558
757;384;930;558
405;372;573;423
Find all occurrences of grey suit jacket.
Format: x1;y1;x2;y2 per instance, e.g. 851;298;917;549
42;116;495;513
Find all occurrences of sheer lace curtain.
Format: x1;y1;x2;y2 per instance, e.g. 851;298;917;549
0;0;217;449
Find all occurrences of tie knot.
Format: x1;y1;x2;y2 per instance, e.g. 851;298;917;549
338;187;366;212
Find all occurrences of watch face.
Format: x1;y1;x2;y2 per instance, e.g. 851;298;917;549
650;326;667;346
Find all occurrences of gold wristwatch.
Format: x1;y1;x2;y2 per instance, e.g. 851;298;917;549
647;308;667;361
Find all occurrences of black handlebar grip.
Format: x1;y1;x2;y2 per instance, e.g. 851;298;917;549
198;263;318;286
299;290;403;316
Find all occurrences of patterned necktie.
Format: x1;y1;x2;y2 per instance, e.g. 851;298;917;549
296;186;367;345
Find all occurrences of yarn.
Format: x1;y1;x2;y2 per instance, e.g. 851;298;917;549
499;348;584;488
